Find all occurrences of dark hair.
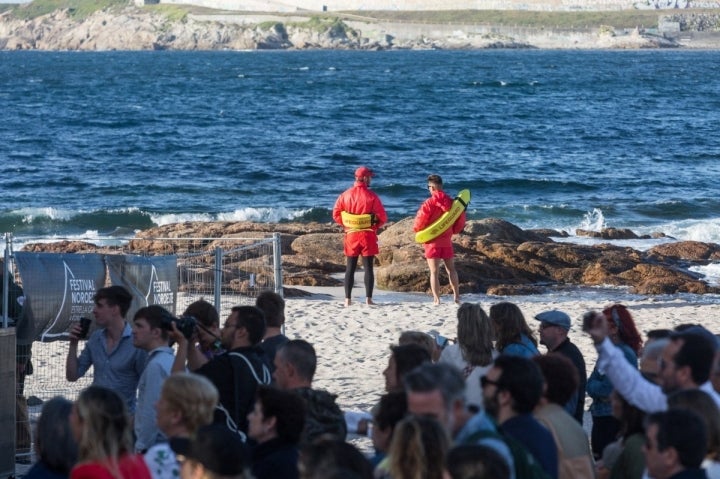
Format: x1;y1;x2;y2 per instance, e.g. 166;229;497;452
374;391;408;432
391;343;431;385
183;299;219;328
493;355;544;414
533;353;578;406
403;363;466;408
279;339;317;382
603;304;643;354
255;291;285;328
255;386;306;444
446;444;510;479
35;396;77;474
612;391;646;441
646;329;673;341
672;332;715;385
133;305;171;341
646;409;708;469
489;302;538;352
231;305;266;346
667;389;720;461
427;174;443;187
300;439;373;479
94;286;132;317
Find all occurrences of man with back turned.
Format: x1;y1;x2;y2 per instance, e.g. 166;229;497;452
332;166;387;307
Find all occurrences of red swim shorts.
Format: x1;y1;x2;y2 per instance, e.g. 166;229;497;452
423;244;454;260
344;231;379;257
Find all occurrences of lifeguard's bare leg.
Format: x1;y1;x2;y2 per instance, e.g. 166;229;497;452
426;257;442;304
443;258;461;303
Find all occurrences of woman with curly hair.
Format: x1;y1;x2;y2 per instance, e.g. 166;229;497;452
70;386;151;479
488;302;539;358
385;415;451;479
587;304;642;459
439;302;497;410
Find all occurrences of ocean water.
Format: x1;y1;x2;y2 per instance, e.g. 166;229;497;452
2;50;720;256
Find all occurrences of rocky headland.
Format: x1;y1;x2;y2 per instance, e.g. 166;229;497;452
22;218;720;297
2;6;720;50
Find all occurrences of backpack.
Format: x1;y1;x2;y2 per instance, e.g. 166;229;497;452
464;428;553;479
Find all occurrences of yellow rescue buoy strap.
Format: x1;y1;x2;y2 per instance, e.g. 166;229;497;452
341;211;376;231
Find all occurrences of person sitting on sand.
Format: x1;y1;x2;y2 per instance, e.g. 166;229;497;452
332;165;388;307
413;174;466;305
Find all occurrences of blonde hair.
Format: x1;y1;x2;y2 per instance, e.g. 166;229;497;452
161;373;219;433
456;303;494;367
74;386;133;478
388;415;450;479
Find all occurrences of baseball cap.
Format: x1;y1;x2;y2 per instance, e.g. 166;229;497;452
355;166;375;178
534;310;571;331
170;424;249;476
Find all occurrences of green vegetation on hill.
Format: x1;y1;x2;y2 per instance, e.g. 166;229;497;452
340;9;719;29
10;0;128;20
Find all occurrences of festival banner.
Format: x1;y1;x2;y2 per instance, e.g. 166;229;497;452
14;252;106;342
106;254;178;320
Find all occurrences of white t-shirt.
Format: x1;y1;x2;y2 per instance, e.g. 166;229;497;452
439;343;496;410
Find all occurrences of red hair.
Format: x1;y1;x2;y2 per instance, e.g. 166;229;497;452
603;304;643;354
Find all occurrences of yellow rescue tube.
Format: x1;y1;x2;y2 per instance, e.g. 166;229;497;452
415;189;471;244
341;211;373;231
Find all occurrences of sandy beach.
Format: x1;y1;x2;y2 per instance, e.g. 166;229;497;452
286;280;720;416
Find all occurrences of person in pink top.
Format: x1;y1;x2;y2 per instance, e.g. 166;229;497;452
414;174;466;304
69;385;151;479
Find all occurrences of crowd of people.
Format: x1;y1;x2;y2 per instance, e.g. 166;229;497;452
11;170;720;479
14;275;720;479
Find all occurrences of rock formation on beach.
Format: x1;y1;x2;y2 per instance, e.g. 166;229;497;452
3;5;717;50
22;218;720;296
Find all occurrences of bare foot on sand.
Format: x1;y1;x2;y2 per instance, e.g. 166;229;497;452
366;298;375;305
454;295;461;304
345;298;352;307
433;296;441;305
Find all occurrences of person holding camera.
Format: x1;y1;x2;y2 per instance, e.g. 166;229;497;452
66;285;148;414
171;305;271;436
332;166;388;307
132;305;176;453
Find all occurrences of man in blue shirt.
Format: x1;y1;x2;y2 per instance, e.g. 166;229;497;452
131;305;175;453
66;285;147;413
482;355;559;479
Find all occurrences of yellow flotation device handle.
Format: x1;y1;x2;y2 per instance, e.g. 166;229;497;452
415;189;471;244
341;211;375;232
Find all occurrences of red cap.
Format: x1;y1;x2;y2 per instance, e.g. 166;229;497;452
355;166;375;178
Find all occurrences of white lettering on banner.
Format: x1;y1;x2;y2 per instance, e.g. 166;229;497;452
154;293;174;304
69;279;96;291
71;291;95;303
153;281;171;293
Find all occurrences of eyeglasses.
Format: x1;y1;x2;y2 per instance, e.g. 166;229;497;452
538;322;555;330
480;376;501;389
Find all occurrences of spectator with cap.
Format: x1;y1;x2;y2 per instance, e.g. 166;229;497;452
534;309;587;424
332;165;388;307
170;424;252;479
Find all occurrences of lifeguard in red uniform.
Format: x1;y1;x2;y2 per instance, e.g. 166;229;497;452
332;166;388;307
414;174;466;304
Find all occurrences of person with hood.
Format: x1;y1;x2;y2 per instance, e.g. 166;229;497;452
273;339;347;444
332;165;388;307
414;174;466;304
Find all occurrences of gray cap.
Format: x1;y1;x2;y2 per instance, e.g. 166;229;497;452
534;310;571;330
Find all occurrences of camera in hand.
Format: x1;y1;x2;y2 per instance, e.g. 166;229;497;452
160;313;197;339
